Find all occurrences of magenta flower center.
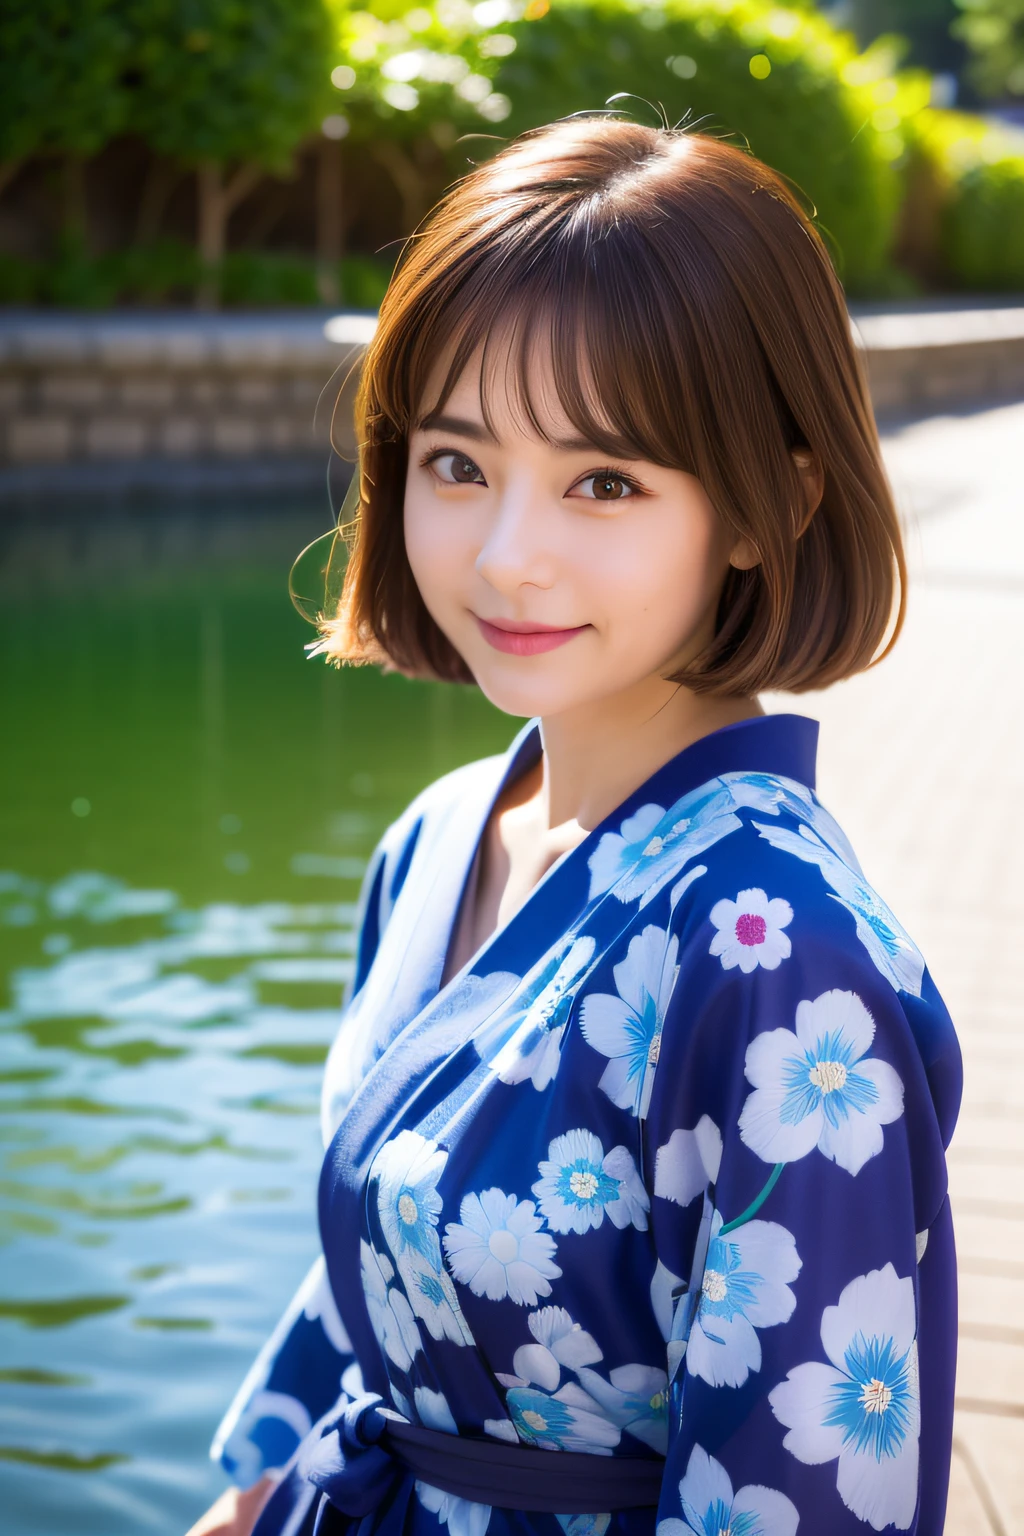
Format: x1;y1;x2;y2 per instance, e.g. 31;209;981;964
735;912;767;947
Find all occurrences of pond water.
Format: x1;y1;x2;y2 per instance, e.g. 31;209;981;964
0;498;510;1535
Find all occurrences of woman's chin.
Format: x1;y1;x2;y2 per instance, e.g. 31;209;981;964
466;661;615;722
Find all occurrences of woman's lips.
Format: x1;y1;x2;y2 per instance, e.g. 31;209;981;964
474;616;590;656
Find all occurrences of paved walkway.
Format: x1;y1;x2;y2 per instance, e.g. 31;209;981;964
770;399;1024;1533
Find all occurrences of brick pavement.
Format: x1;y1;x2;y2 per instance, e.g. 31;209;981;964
767;400;1024;1534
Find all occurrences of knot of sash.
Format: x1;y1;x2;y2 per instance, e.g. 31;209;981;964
302;1392;397;1528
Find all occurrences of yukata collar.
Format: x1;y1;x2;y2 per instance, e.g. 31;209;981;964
331;710;820;1169
504;711;818;812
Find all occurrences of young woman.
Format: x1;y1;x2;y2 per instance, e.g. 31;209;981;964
193;117;961;1536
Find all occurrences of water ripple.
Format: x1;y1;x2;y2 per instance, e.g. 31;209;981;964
0;870;355;1531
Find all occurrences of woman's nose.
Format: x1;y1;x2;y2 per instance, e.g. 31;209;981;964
475;485;556;594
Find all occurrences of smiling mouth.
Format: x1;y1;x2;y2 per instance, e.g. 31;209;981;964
473;616;590;656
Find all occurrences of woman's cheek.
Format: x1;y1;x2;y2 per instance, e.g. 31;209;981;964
405;503;451;611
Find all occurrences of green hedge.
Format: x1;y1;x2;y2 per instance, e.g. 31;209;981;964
0;243;393;308
488;0;904;292
902;107;1024;290
5;0;1024;302
945;158;1024;290
328;0;917;293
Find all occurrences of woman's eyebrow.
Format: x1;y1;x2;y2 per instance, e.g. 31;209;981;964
416;412;612;456
416;412;496;442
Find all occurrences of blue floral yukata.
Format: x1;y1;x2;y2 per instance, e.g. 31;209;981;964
211;714;961;1536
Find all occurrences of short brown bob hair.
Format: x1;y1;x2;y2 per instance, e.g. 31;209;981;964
319;116;904;694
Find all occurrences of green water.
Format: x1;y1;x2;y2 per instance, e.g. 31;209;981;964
0;500;510;1534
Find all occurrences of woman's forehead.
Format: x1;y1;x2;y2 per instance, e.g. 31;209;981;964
415;327;620;451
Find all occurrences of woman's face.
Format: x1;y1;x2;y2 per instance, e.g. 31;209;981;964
404;344;752;721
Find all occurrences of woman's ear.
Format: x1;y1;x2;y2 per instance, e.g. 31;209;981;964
792;448;824;536
728;535;761;572
727;449;824;570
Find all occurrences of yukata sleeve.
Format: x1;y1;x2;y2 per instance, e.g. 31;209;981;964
643;882;957;1536
210;824;414;1487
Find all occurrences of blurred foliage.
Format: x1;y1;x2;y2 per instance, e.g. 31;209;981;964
324;0;514;141
0;242;393;309
947;156;1024;284
952;0;1024;99
316;0;911;291
126;0;334;170
844;0;965;80
2;0;1024;298
904;106;1024;286
491;1;910;291
0;1;132;166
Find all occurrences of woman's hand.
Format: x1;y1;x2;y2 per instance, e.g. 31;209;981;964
185;1475;275;1536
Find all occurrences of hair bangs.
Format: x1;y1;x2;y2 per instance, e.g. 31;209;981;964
377;193;706;478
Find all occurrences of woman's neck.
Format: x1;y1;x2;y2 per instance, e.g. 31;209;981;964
536;678;762;833
446;679;762;975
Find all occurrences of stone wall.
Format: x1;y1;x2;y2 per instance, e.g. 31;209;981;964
0;312;373;497
1;303;1023;499
853;304;1024;417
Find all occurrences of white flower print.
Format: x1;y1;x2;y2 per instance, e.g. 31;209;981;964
376;1128;446;1269
483;1417;518;1443
739;989;905;1175
415;1385;458;1433
373;1129;474;1346
708;888;793;974
653;1117;723;1208
505;1382;620;1454
686;1212;801;1389
443;1189;561;1306
657;1445;799;1536
415;1387;492;1536
753;818;925;996
728;770;857;856
575;1363;669;1453
360;1240;422;1372
769;1263;920;1532
500;1304;603;1391
474;936;596;1092
587;787;741;908
580;925;680;1118
497;1307;621;1456
533;1129;649;1234
402;1253;476;1347
416;1482;492;1536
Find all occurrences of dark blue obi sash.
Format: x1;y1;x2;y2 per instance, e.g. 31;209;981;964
256;1393;665;1536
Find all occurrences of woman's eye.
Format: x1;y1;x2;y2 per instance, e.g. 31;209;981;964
429;452;486;486
573;472;636;502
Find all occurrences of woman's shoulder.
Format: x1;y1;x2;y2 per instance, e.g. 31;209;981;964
653;769;962;1145
660;769;925;999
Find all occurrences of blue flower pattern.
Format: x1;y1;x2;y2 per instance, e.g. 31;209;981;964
213;729;959;1536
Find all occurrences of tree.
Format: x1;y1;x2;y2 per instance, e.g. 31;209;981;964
325;0;512;236
953;0;1024;98
844;0;966;82
0;0;131;235
327;0;914;293
128;0;334;305
489;0;906;292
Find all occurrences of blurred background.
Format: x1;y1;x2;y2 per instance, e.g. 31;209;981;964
1;3;1023;1535
3;0;1024;308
